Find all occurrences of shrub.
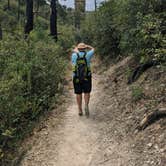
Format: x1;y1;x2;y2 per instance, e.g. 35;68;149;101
131;86;144;102
58;25;76;52
0;36;66;163
80;0;165;63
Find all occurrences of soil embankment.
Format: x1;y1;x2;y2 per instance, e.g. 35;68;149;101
20;57;166;166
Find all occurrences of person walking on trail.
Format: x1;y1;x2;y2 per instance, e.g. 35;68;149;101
72;43;95;116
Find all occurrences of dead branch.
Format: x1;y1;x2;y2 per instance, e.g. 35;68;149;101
137;108;166;130
128;60;160;84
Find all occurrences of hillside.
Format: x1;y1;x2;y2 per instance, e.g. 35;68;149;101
0;0;165;165
18;56;166;166
93;56;166;165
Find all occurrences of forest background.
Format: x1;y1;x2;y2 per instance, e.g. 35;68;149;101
0;0;165;165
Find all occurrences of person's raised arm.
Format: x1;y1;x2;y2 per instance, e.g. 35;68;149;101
73;46;79;53
86;44;94;51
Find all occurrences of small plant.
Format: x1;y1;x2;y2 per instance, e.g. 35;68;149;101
131;86;144;102
125;67;132;79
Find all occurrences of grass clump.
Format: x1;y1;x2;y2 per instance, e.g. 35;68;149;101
131;86;144;102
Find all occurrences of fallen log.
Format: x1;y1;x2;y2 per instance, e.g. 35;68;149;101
137;108;166;130
128;60;160;84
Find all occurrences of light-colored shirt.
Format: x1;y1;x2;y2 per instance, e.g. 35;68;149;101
72;50;94;66
71;50;94;76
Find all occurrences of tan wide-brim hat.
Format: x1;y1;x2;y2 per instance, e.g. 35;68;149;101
77;43;87;50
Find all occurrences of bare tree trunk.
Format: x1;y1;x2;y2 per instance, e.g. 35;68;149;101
36;0;40;17
18;0;21;21
24;0;34;38
94;0;97;11
0;24;2;40
8;0;10;10
50;0;57;41
74;0;85;29
74;11;81;29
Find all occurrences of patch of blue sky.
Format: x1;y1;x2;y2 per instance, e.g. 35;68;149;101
58;0;104;11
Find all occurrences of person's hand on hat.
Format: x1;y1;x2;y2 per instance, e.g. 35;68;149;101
72;43;94;53
73;46;79;53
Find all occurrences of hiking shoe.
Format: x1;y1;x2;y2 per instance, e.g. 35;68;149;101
79;112;83;116
85;105;89;117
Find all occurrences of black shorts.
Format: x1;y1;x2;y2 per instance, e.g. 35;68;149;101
73;76;92;94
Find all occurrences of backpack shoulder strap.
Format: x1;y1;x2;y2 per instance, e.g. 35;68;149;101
76;53;80;59
83;52;88;66
83;52;87;58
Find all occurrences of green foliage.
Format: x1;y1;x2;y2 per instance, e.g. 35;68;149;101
0;0;75;164
35;17;49;30
81;0;165;63
131;86;144;102
122;0;166;62
79;13;96;44
0;36;67;163
58;25;76;52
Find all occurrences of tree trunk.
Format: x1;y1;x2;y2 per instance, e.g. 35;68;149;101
50;0;57;41
24;0;34;38
18;0;21;21
36;0;40;17
94;0;97;11
127;60;161;84
8;0;10;10
0;24;2;40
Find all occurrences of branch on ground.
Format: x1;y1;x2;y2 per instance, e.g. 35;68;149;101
128;60;160;84
137;108;166;130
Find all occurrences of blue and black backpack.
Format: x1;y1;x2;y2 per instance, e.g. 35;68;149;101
74;52;91;83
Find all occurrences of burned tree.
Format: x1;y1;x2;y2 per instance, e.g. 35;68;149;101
50;0;57;41
75;0;86;29
24;0;34;38
94;0;97;11
0;23;2;40
18;0;21;21
8;0;11;10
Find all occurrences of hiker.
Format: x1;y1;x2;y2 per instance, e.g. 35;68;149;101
72;43;95;116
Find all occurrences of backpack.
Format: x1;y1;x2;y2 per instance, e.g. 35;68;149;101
74;52;90;83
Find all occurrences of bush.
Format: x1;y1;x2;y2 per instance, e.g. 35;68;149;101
58;25;76;52
0;36;66;163
35;16;49;30
79;13;96;44
94;1;121;58
121;0;166;62
131;86;144;102
80;0;165;63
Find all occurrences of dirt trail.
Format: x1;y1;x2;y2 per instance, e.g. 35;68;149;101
20;75;100;166
20;73;135;166
20;57;166;166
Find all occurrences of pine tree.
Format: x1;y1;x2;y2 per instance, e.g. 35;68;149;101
0;23;2;40
50;0;57;41
24;0;34;38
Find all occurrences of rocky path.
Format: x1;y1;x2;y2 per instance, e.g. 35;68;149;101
20;73;135;166
20;57;166;166
20;75;101;166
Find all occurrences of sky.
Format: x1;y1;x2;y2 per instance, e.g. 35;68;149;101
58;0;104;11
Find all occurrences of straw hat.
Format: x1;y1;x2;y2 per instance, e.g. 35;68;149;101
77;43;87;50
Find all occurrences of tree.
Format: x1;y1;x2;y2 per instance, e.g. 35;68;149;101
7;0;10;10
94;0;97;11
50;0;57;41
74;0;86;29
0;23;2;40
18;0;21;21
34;0;46;18
24;0;34;38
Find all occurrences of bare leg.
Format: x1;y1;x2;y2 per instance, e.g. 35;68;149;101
84;93;90;106
76;94;82;113
84;93;90;116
